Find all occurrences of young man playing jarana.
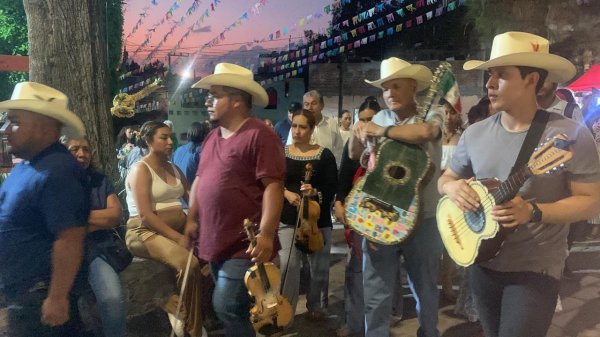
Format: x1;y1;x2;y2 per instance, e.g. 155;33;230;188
438;31;600;337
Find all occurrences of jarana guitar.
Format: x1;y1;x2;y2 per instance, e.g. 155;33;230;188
345;62;452;245
436;134;574;267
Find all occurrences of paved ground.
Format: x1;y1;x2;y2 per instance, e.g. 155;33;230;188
270;227;600;337
1;227;599;337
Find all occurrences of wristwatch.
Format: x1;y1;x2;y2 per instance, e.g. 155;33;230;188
529;202;542;223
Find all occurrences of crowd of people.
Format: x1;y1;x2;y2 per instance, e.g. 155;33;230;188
1;31;600;337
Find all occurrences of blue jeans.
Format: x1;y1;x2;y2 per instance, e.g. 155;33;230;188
88;257;127;337
469;265;560;337
363;217;442;337
210;259;254;337
305;227;332;313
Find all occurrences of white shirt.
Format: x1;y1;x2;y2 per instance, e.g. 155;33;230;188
545;97;583;123
339;128;352;145
286;115;344;166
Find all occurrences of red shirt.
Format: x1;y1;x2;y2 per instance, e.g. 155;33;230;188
194;118;285;262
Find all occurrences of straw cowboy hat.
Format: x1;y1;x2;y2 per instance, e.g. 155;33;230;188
365;57;433;91
463;31;576;83
0;82;85;138
192;63;268;107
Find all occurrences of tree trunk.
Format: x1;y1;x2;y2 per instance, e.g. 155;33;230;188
23;0;117;182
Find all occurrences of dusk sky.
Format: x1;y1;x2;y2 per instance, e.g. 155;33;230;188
123;0;334;74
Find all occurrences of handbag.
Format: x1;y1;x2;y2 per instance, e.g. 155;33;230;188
88;228;133;273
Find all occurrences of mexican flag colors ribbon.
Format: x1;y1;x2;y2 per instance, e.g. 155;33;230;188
439;71;462;114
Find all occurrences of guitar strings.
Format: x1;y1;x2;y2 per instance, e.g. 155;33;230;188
444;178;522;238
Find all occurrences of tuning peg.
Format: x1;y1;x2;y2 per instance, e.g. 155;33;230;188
560;163;565;168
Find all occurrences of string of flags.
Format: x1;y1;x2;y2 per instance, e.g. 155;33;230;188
124;0;464;96
183;0;270;65
257;0;465;85
141;0;223;62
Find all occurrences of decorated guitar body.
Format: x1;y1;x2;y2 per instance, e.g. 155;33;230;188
345;62;451;245
345;141;430;244
437;134;574;266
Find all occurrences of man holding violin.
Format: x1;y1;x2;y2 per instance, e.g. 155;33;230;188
187;63;285;337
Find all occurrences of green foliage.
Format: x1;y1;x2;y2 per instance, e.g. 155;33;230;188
0;0;28;101
465;0;550;45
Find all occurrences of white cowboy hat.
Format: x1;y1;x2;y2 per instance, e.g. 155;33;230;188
192;63;268;107
365;57;433;91
463;31;576;83
0;82;86;138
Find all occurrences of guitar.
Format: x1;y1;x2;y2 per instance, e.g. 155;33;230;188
345;62;451;245
243;219;293;335
436;134;574;267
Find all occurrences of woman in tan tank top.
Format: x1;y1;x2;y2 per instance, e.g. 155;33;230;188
125;121;206;337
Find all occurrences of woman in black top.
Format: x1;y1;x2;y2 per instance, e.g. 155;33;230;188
278;109;338;322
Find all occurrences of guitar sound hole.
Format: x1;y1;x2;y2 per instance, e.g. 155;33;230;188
388;166;406;180
465;206;486;233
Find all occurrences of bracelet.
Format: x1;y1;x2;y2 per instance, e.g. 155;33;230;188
383;125;393;138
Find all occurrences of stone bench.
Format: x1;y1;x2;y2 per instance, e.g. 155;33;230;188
80;257;177;336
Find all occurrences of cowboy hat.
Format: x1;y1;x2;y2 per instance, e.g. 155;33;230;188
0;82;86;138
192;63;268;107
365;57;433;91
463;31;576;83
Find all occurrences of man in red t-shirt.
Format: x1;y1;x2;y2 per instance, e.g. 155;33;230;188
186;63;285;337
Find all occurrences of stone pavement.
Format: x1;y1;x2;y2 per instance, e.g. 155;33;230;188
280;227;600;337
1;227;599;337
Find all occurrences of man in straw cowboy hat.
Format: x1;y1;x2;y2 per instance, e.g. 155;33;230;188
186;63;285;337
438;31;600;337
0;82;90;336
349;57;444;337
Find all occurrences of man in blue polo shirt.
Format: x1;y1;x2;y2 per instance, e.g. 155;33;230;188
0;82;90;336
274;101;302;144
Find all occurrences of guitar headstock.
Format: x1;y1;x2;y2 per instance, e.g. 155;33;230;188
528;133;574;175
416;61;453;121
243;219;258;247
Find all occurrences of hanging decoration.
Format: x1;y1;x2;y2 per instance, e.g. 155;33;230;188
258;0;465;85
111;79;164;118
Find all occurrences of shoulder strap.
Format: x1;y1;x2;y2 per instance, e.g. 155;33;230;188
510;110;550;175
564;102;576;119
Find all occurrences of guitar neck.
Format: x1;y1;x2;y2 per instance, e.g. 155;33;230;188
490;167;532;204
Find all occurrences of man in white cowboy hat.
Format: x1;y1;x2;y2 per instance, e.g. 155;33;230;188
0;82;90;336
186;63;285;337
349;57;444;337
438;31;600;337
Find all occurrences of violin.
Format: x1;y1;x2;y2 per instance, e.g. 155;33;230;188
295;163;324;254
243;219;293;335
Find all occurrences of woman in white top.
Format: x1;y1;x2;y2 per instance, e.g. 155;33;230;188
125;121;205;337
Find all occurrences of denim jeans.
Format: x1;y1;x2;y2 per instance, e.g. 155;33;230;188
88;257;127;337
210;258;254;337
363;217;442;337
469;265;560;337
278;225;332;315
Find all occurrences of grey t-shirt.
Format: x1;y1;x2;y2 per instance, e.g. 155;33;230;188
372;107;443;219
450;111;600;279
